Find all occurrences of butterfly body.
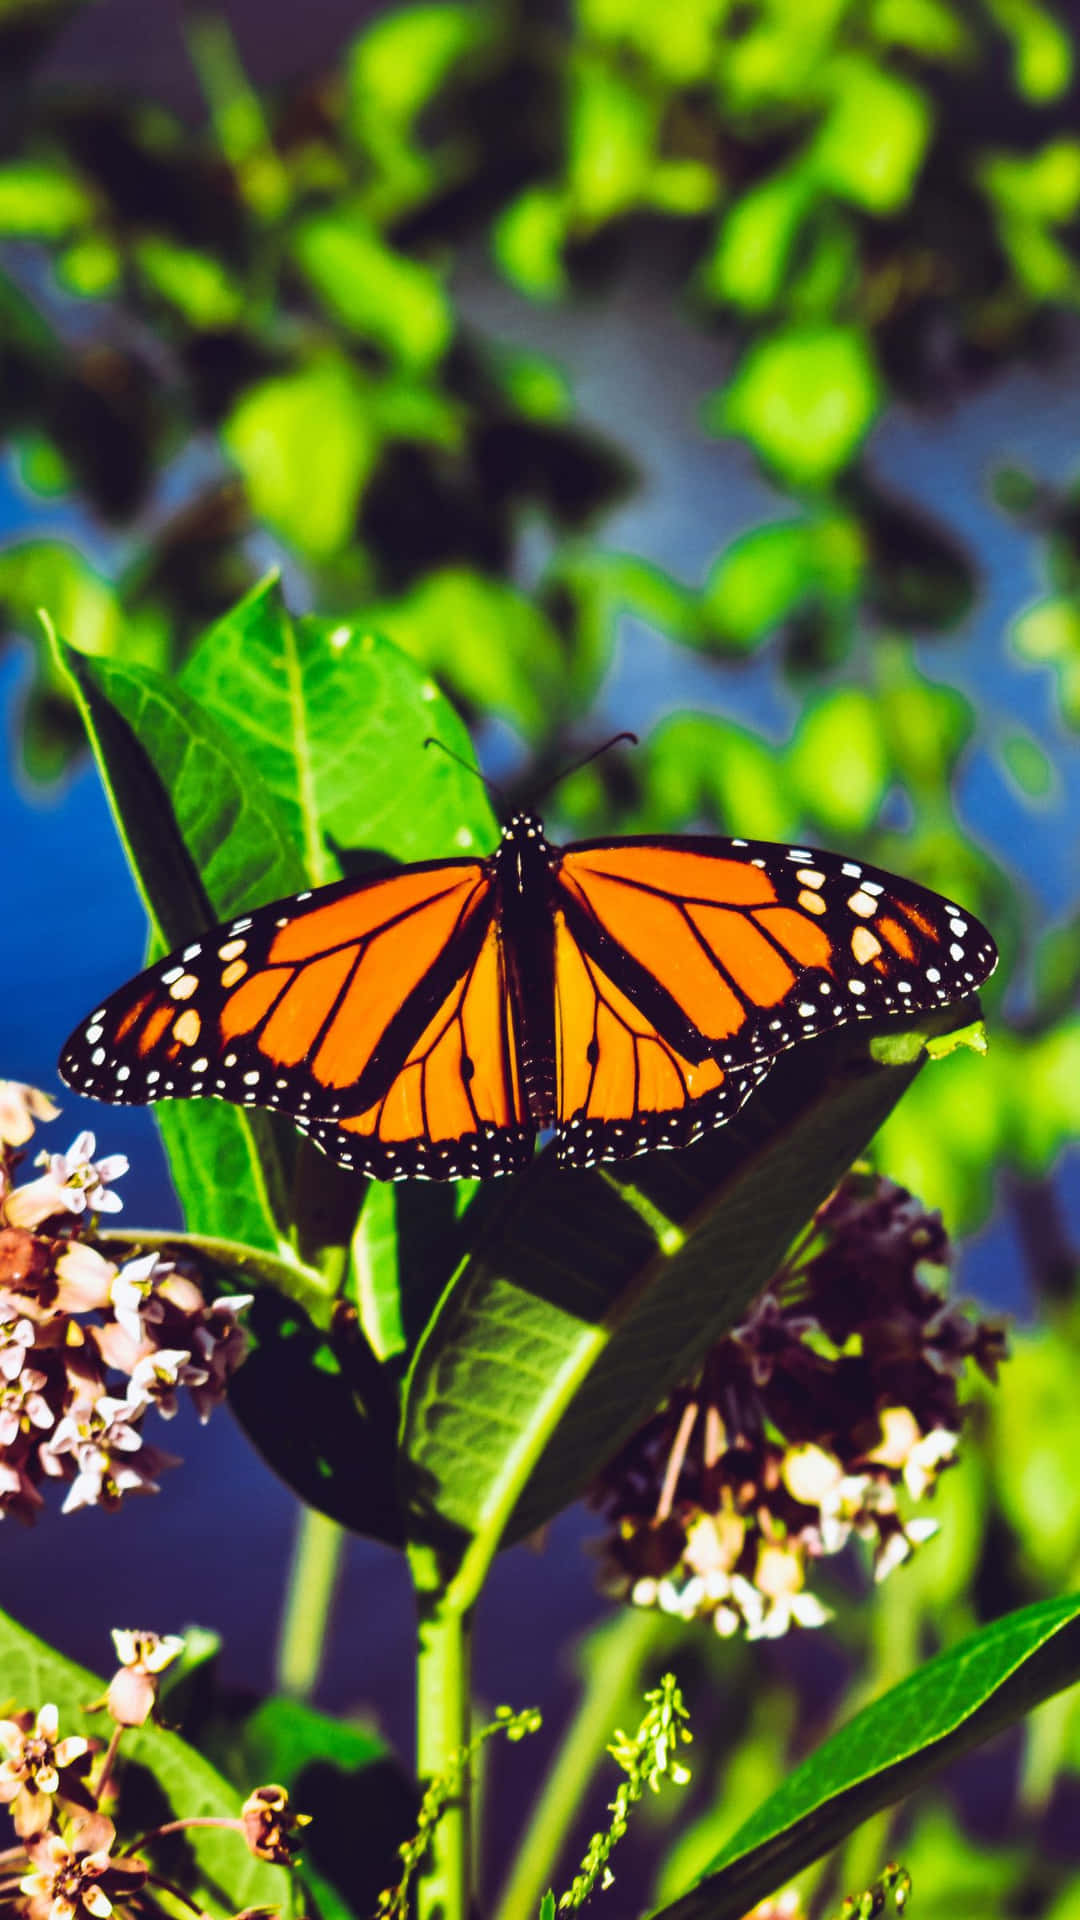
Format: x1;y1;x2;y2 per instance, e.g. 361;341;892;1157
59;813;997;1182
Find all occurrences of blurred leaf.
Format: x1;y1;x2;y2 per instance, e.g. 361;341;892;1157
870;0;975;60
568;59;658;224
788;687;890;835
701;513;863;649
642;713;795;840
981;140;1080;223
346;3;483;133
708;326;882;487
0;159;92;235
56;232;121;297
985;0;1072;101
135;235;244;329
881;1804;1023;1920
808;56;932;214
669;1594;1080;1920
700;168;814;313
0;1607;287;1919
223;355;377;558
0;540;123;657
366;567;567;738
579;0;726;85
493;187;569;300
718;0;850;110
494;346;572;422
10;430;71;496
1012;594;1080;725
292;208;452;369
991;1320;1080;1584
998;726;1056;798
646;159;719;215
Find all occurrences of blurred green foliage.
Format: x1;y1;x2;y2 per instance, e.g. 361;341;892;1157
3;0;1080;1910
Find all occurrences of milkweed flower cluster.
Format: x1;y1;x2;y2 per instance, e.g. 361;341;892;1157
0;1629;307;1920
0;1083;251;1522
592;1171;1006;1639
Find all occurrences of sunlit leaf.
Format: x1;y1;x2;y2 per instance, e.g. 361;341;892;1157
981;140;1080;222
568;59;658;224
990;1323;1080;1585
346;3;483;131
365;567;568;738
789;688;890;834
135;234;243;328
292;207;452;369
223;355;377;558
493;186;569;300
707;325;882;486
643;713;795;840
870;0;975;60
808;56;932;213
579;0;727;84
0;159;92;235
1012;594;1080;726
700;168;814;313
985;0;1072;101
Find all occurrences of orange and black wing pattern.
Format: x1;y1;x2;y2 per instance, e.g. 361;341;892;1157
550;833;997;1170
59;860;532;1180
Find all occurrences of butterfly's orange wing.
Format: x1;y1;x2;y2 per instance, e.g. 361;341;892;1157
550;834;997;1169
60;860;532;1179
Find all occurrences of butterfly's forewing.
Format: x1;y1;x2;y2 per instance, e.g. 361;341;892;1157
556;836;997;1077
61;859;490;1113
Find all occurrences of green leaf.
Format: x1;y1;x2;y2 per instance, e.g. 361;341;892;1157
0;160;92;236
701;514;864;651
986;0;1072;102
788;688;891;834
292;208;451;369
0;1607;287;1919
700;168;814;313
1012;595;1080;727
493;187;569;301
998;726;1056;798
135;235;243;329
659;1594;1080;1920
401;1005;976;1585
366;568;568;740
980;140;1080;223
808;56;932;213
568;60;658;224
870;0;974;60
346;3;483;131
223;356;377;559
179;577;496;879
49;629;301;1253
708;326;882;487
642;715;795;841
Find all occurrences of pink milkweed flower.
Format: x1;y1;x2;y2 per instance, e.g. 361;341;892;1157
0;1084;60;1149
105;1629;185;1727
4;1134;128;1230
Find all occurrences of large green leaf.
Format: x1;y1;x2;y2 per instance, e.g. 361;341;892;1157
400;1005;978;1590
656;1594;1080;1920
179;577;496;875
50;628;302;1253
0;1608;288;1920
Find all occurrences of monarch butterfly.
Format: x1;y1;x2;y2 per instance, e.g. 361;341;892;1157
59;813;997;1181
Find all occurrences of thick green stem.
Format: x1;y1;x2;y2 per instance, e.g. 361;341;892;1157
494;1605;665;1920
275;1504;344;1698
412;1548;473;1920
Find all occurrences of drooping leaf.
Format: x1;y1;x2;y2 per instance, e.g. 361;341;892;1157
656;1594;1080;1920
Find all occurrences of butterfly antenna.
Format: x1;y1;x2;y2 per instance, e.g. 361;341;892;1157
423;736;506;804
533;731;639;802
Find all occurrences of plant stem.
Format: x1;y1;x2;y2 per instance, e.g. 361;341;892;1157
275;1504;344;1699
412;1547;473;1920
494;1604;665;1920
